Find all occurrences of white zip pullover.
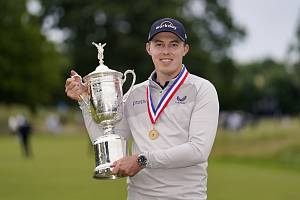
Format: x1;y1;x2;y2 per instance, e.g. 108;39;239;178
80;70;219;200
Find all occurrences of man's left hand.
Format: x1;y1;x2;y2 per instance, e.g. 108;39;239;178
111;155;143;177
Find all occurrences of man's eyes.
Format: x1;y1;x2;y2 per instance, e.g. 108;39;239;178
154;43;179;47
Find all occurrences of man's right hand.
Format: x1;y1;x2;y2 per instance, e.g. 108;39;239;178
65;70;88;101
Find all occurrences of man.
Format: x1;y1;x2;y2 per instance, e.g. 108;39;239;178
9;114;32;157
65;18;219;200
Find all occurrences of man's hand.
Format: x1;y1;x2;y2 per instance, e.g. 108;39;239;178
111;155;143;177
65;70;88;101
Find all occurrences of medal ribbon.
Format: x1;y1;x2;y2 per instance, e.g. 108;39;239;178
146;65;189;124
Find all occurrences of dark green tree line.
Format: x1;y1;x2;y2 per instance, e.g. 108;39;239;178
290;16;300;90
3;0;299;114
0;0;67;111
234;59;300;114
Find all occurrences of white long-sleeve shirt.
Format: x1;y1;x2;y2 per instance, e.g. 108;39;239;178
80;71;219;200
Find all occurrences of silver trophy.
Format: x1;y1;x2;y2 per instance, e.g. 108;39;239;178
81;42;136;179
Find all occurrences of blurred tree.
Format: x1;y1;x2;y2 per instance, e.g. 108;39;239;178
39;0;245;109
234;59;300;115
285;15;300;115
289;16;300;90
0;0;68;111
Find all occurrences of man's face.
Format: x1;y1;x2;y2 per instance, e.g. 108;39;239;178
146;32;189;77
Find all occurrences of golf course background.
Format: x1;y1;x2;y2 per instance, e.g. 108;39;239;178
1;108;300;200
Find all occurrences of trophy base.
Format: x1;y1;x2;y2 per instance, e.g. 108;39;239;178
93;167;121;180
93;134;127;180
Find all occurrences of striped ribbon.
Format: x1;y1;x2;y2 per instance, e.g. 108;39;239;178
146;65;189;124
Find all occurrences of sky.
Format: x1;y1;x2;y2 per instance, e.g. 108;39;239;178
229;0;300;63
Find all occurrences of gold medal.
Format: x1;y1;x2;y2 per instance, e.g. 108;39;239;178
149;129;159;140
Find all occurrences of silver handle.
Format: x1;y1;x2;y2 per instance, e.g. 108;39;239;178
79;94;89;106
71;74;90;106
122;69;136;102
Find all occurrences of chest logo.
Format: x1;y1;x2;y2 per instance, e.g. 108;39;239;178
132;99;146;106
176;96;187;104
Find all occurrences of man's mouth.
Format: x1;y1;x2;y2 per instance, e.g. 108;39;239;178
160;58;173;63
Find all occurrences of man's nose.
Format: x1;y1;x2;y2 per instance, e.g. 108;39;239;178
162;46;171;54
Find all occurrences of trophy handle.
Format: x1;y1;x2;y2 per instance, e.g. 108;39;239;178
79;94;89;106
122;69;136;102
71;74;90;106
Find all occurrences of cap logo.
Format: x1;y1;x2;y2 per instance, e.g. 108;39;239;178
155;21;177;30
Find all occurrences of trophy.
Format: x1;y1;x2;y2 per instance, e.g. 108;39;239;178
81;42;136;179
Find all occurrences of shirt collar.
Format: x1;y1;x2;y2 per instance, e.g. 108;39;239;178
148;64;185;89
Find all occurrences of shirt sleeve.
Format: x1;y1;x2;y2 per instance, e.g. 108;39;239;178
79;100;104;143
79;99;132;143
145;81;219;169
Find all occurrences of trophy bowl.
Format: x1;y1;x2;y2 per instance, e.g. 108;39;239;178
88;71;124;126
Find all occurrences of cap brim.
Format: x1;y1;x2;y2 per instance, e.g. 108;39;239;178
148;29;185;42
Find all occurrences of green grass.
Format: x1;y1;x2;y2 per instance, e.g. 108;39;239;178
208;160;300;200
207;118;300;199
1;117;300;200
212;118;300;168
0;134;127;200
